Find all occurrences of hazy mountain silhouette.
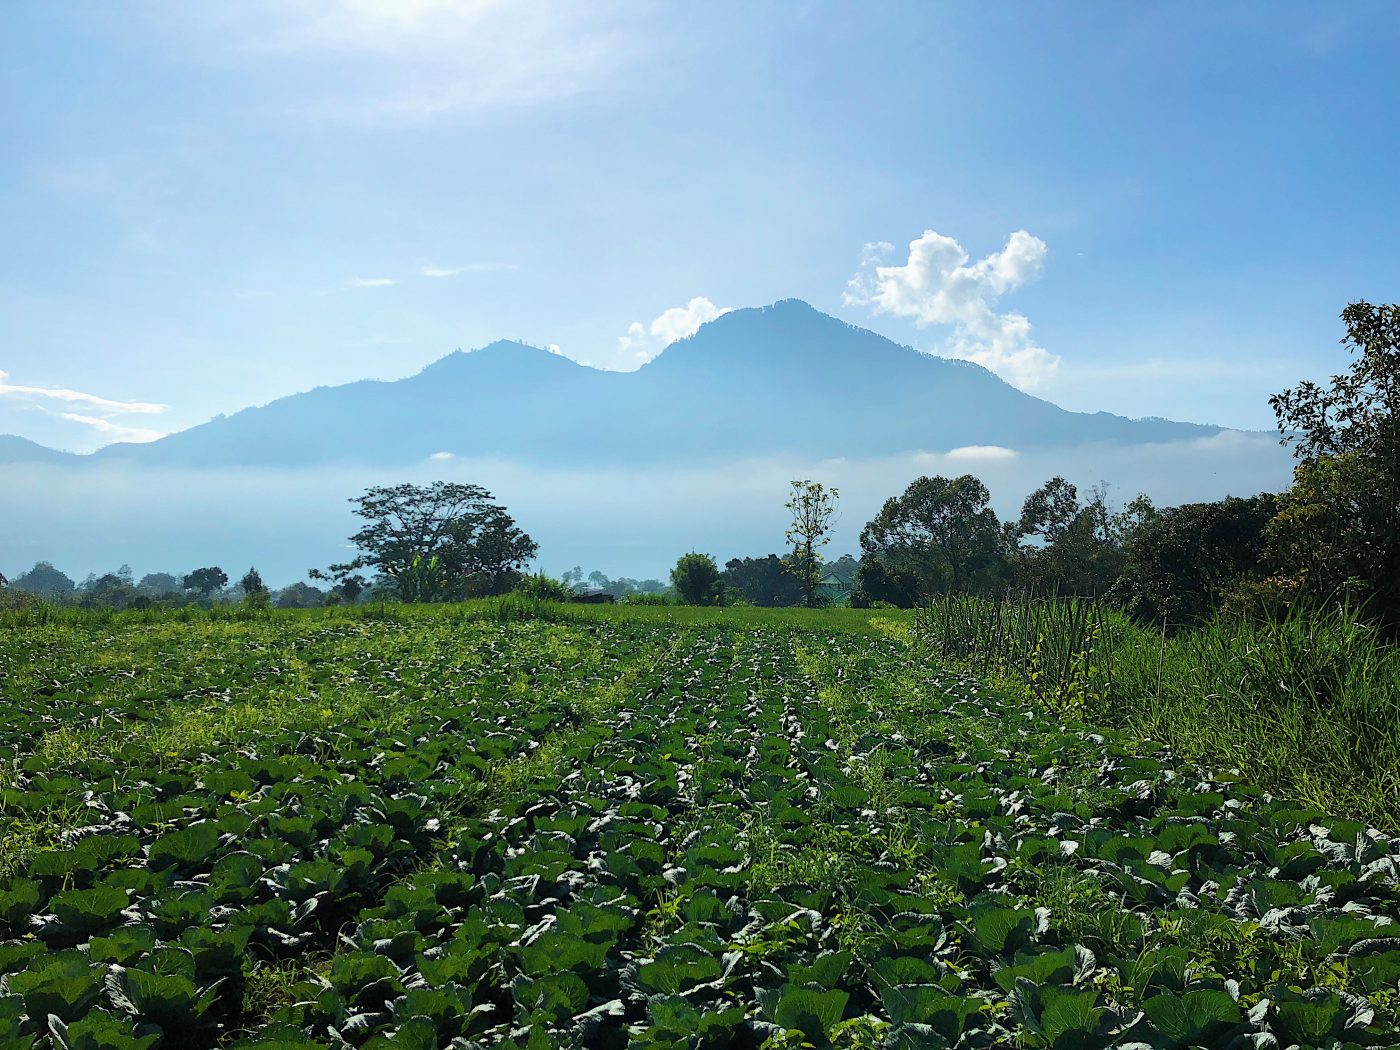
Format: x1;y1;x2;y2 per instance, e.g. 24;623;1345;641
5;300;1226;468
0;435;76;463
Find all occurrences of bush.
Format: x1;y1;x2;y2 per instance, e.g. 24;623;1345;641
0;588;43;613
670;553;722;606
513;572;573;602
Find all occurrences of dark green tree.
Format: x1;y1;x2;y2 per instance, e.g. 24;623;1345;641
670;552;722;606
1268;301;1400;621
239;566;268;596
314;482;537;602
1014;479;1135;597
275;582;326;609
10;561;76;600
722;555;804;607
79;573;144;610
183;566;229;597
137;572;182;597
857;475;1007;604
1117;495;1276;627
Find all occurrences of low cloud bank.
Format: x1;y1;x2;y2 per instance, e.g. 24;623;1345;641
0;433;1291;586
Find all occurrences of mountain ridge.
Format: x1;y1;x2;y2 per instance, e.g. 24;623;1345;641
3;299;1231;468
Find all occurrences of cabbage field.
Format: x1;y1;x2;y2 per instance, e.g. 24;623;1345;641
1;604;1399;1048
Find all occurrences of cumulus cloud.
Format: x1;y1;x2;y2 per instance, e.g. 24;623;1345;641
617;296;730;365
844;229;1061;391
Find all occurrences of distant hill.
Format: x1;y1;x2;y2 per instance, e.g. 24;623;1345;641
4;300;1225;468
0;434;76;464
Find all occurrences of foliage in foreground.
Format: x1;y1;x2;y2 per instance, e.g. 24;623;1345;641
0;604;1398;1048
918;595;1400;830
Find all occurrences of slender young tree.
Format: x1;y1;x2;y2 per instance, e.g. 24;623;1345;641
239;566;268;596
782;479;840;607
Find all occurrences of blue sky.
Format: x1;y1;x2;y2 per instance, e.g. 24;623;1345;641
3;1;1398;452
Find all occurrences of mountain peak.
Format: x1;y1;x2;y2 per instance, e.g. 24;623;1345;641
5;297;1225;470
415;339;583;380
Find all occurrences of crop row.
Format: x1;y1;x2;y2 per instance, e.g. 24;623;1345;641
1;612;1398;1047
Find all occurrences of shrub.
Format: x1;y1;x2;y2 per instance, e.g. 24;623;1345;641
670;553;722;606
513;572;573;602
0;588;43;613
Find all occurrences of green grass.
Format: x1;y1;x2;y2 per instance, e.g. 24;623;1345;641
918;594;1400;831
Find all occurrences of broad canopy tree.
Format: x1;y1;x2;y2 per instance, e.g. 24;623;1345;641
10;561;76;600
314;482;537;603
183;567;229;597
857;474;1006;603
722;554;805;607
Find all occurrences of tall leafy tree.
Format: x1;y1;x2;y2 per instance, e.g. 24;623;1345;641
1118;494;1276;627
275;582;326;609
314;482;537;602
782;479;840;607
239;567;268;596
670;552;722;606
10;561;76;600
137;572;182;597
1014;478;1136;597
183;567;229;597
857;475;1006;603
722;554;805;607
1269;302;1400;621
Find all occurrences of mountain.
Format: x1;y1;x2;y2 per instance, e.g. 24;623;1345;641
0;435;77;464
8;300;1225;468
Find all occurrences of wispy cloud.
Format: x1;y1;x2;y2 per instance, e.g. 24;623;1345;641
419;263;518;278
1;369;169;447
617;296;730;365
844;229;1061;391
168;1;641;123
346;276;398;288
0;370;167;415
58;413;165;444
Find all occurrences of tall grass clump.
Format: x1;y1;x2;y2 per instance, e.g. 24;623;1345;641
917;594;1125;714
916;596;1400;830
1111;605;1400;826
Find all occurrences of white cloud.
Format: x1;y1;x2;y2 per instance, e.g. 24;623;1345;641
945;445;1020;462
59;413;165;443
617;296;730;364
420;263;518;278
844;229;1061;391
173;0;638;122
428;451;456;460
545;343;563;356
0;370;167;415
347;276;398;288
